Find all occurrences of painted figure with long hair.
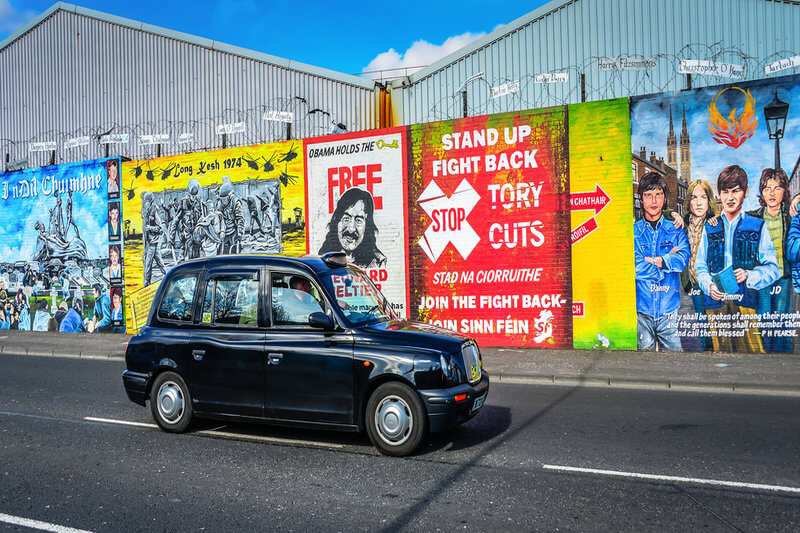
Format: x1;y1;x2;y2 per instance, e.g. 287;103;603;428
749;168;794;352
681;179;718;351
318;188;386;269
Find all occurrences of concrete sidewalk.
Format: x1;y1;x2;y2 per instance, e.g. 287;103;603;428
482;347;800;395
2;330;800;395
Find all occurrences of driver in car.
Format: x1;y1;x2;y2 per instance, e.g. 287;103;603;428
290;276;313;299
273;276;322;324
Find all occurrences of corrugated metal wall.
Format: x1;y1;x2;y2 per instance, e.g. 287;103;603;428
394;0;800;125
0;7;378;169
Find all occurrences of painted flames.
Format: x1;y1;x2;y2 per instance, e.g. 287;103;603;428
707;87;758;149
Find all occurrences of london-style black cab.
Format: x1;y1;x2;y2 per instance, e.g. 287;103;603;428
122;252;489;456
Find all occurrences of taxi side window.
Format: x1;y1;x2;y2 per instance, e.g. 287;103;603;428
157;274;198;322
271;273;325;326
201;274;260;327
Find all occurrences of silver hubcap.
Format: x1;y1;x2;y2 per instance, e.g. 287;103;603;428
157;381;184;424
375;395;412;446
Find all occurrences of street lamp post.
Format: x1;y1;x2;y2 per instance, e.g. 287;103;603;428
764;91;790;170
455;72;484;118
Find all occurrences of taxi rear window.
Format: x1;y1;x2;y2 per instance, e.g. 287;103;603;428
201;275;260;327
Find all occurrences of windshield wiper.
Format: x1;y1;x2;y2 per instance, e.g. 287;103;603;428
356;304;380;325
357;303;390;325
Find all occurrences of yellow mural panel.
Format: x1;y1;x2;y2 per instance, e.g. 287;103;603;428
121;141;306;333
569;99;638;349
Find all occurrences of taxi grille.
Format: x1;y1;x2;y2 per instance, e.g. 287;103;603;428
461;342;482;384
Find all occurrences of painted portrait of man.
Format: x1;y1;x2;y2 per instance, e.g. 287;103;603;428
107;159;120;199
634;172;690;351
108;202;121;241
318;187;386;269
747;167;793;352
695;165;779;353
109;244;122;282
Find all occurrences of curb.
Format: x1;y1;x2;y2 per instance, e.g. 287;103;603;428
2;350;124;360
492;371;800;396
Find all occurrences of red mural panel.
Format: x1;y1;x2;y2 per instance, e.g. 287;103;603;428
408;109;572;347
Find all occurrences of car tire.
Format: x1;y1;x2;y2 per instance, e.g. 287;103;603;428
366;382;427;457
149;371;192;433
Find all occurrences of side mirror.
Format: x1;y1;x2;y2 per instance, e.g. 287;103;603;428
308;311;335;330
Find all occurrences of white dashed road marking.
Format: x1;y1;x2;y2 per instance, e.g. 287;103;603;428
84;417;157;428
0;512;93;533
195;429;345;448
83;416;344;449
542;464;800;495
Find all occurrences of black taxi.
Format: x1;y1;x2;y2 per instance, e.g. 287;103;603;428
122;252;489;456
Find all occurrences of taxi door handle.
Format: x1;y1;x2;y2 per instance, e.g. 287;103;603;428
268;353;283;365
192;349;205;361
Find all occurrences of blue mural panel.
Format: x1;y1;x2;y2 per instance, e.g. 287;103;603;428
0;158;124;332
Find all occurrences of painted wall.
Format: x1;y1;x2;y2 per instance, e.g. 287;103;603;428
0;158;122;332
630;73;800;354
569;99;638;350
304;128;409;318
0;104;639;348
407;109;572;348
121;142;306;331
12;73;800;354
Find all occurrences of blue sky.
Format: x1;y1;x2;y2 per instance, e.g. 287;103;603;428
631;75;800;212
0;0;549;76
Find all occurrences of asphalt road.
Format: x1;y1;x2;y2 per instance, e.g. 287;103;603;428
1;354;799;532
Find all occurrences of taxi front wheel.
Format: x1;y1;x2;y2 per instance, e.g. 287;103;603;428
366;382;427;457
150;371;193;433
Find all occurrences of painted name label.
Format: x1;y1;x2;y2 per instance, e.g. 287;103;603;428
29;142;57;152
263;110;294;123
100;134;130;144
597;56;657;71
491;81;520;98
679;59;744;79
64;136;90;149
215;122;246;135
764;56;800;74
535;72;569;84
139;134;170;145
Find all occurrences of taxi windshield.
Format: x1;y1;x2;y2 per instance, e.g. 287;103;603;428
320;267;398;325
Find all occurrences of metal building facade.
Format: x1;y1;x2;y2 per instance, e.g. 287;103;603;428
391;0;800;125
0;3;379;169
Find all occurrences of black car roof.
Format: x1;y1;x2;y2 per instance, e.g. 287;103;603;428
168;254;335;276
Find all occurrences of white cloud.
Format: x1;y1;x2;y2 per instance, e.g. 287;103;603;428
0;0;36;34
362;31;486;80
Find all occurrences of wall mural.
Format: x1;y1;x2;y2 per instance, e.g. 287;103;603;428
305;128;409;317
569;99;638;350
121;142;305;331
0;158;122;332
11;73;800;353
630;73;800;354
407;109;572;348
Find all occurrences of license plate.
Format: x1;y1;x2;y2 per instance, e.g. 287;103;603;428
469;362;481;381
471;393;486;413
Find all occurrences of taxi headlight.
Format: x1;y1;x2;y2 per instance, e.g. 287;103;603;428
439;354;460;384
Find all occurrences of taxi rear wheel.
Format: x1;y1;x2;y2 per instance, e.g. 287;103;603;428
366;382;427;457
150;371;192;433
